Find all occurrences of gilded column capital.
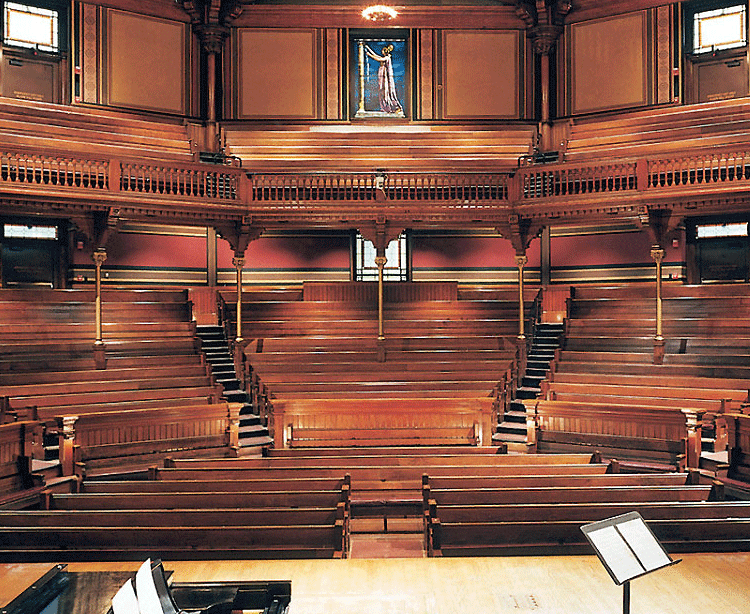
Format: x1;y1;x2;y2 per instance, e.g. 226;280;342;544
92;249;107;267
232;256;245;270
650;247;665;264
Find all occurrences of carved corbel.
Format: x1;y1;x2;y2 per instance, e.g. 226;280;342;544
637;205;683;250
358;221;404;258
214;221;264;259
71;208;120;253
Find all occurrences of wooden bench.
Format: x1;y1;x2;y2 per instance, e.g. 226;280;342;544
429;517;750;556
563;98;750;163
222;123;535;172
269;397;497;447
531;399;705;470
55;402;240;478
0;98;196;162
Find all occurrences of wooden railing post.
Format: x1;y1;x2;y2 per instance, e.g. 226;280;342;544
681;409;704;470
56;415;78;477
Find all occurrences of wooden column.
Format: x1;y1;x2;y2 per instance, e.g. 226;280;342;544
516;253;528;375
375;253;387;362
651;245;666;364
233;255;245;343
92;249;107;369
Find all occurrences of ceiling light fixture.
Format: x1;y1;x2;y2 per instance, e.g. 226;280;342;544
361;5;398;22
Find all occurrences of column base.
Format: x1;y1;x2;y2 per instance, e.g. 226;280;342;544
653;336;665;365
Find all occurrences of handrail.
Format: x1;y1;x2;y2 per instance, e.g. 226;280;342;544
2;143;750;222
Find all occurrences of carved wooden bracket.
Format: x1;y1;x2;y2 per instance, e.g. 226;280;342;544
496;213;545;256
359;221;404;257
71;208;120;253
516;0;572;55
638;205;683;249
215;221;264;258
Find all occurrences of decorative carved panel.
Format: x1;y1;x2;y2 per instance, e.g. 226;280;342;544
81;3;99;104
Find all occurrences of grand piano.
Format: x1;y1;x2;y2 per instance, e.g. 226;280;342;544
2;560;291;614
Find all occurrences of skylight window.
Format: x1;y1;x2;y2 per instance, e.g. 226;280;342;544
3;2;59;53
693;4;747;53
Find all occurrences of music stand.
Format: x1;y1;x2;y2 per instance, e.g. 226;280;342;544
581;511;681;614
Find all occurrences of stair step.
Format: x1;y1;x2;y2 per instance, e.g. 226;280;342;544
516;387;541;399
238;435;274;447
492;431;527;443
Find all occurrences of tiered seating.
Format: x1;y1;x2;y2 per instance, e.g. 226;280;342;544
563;98;750;163
223;283;535;447
422;464;750;556
536;283;750;468
0;289;227;475
0;471;350;561
222;123;535;172
0;98;195;162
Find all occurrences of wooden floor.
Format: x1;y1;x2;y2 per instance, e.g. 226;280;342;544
3;553;750;613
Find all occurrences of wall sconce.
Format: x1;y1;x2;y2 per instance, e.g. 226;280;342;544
362;5;398;22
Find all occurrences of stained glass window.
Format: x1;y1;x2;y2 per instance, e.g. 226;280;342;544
3;2;59;53
693;4;746;53
355;231;408;281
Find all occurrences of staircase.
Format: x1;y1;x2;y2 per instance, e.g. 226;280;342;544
196;325;273;451
493;322;563;449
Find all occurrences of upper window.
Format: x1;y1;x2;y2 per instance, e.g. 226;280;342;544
696;221;749;238
355;231;409;282
3;223;58;240
693;4;747;53
3;1;60;53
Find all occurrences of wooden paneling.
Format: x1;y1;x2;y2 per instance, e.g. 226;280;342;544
443;30;521;119
1;55;57;103
106;10;186;114
237;29;317;119
569;12;649;114
302;281;458;302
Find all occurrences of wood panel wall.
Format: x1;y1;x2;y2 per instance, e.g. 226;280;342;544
442;30;522;119
566;11;650;114
105;10;188;114
235;29;319;119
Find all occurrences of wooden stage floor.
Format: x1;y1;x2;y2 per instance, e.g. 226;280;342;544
3;553;750;614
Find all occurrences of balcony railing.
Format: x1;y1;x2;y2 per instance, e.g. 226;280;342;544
1;144;750;221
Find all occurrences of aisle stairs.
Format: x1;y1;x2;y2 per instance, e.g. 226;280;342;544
196;325;273;450
493;323;563;449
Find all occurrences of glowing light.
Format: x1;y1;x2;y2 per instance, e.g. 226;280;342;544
361;5;398;22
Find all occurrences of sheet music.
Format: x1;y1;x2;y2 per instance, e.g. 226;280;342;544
135;559;165;614
586;525;644;584
618;517;672;572
112;579;140;614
